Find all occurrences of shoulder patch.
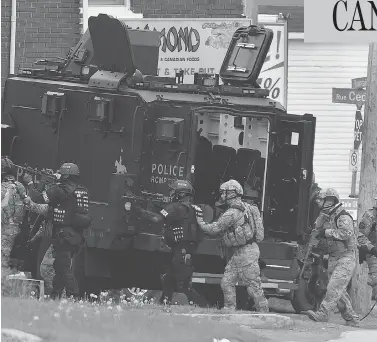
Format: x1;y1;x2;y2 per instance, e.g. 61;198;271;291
160;209;169;217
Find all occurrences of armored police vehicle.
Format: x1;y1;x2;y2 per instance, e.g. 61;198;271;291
2;14;319;312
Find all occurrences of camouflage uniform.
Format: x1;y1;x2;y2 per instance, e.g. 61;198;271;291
307;188;359;326
31;220;55;295
359;201;377;300
40;244;55;295
1;178;26;269
195;180;268;312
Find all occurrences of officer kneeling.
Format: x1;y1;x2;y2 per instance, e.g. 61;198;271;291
24;163;92;300
194;179;269;312
135;180;206;306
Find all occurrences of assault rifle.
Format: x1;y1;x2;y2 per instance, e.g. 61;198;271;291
124;190;172;208
14;163;57;185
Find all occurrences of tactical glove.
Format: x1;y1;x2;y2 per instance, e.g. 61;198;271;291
191;204;203;218
23;196;31;208
315;212;330;230
23;173;33;185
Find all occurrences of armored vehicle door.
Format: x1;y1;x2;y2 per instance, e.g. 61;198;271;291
139;102;197;200
267;114;316;241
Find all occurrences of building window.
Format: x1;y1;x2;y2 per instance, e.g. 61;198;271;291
89;0;126;5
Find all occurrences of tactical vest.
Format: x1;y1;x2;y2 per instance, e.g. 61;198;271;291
222;203;256;248
165;202;201;245
325;209;357;258
52;184;92;231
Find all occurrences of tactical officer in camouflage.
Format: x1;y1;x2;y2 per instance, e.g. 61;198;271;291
194;179;269;312
24;163;92;299
307;188;360;327
23;171;56;291
1;157;27;270
136;180;205;306
358;197;377;300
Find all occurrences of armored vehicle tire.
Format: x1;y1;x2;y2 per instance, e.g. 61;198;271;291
290;277;317;314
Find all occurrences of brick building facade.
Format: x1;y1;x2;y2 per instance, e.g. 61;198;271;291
130;0;244;18
1;0;82;92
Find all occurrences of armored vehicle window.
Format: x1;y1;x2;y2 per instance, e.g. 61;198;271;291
156;117;184;144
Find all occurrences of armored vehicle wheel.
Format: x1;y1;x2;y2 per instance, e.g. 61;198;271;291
290;276;318;313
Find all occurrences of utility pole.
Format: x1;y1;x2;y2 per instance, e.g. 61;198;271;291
349;42;377;314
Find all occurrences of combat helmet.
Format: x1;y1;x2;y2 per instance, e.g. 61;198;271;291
317;188;341;212
318;188;340;203
169;179;194;200
1;157;13;176
58;163;80;177
219;179;244;202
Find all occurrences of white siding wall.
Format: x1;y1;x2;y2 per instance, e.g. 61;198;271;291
287;40;369;197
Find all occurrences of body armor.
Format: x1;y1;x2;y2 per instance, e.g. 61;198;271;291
325;209;357;258
165;202;201;245
52;184;92;230
222;203;255;248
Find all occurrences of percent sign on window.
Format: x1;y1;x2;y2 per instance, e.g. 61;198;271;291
257;77;281;99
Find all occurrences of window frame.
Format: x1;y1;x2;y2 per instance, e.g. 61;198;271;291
88;0;129;6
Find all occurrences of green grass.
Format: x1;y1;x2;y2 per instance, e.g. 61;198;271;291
1;297;271;342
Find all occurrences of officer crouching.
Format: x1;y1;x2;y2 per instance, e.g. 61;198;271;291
194;179;269;312
24;163;92;300
135;180;206;306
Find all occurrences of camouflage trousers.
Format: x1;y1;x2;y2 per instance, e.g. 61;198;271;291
319;254;359;321
1;223;19;269
366;255;377;300
221;243;268;311
40;244;55;295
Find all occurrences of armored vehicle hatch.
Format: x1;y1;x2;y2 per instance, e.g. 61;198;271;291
88;13;136;75
220;25;274;87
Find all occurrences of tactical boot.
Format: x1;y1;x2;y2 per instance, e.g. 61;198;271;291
222;306;237;313
256;297;269;313
345;319;361;328
306;310;329;322
257;306;269;313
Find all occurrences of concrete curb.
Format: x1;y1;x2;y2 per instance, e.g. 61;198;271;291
2;329;42;342
177;313;293;329
326;330;377;342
